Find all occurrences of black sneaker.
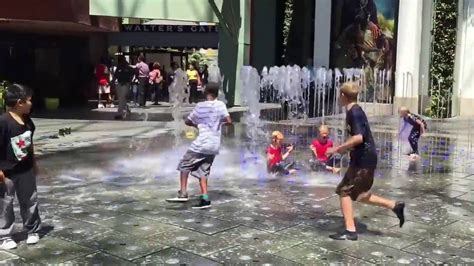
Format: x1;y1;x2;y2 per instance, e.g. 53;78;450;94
329;230;358;241
192;198;212;209
166;191;189;202
392;201;405;227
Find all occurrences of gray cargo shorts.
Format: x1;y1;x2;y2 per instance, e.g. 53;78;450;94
177;150;216;179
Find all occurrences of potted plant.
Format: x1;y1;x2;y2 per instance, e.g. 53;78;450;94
38;72;60;110
44;97;60;110
0;80;10;113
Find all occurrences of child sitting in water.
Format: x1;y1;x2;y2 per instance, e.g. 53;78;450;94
266;131;296;175
310;125;341;173
399;106;427;160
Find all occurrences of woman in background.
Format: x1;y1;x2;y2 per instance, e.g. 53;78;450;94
186;63;200;103
149;62;163;106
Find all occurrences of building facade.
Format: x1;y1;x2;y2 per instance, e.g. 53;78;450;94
0;0;119;108
2;0;469;116
455;0;474;116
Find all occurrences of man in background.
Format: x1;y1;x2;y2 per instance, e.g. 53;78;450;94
135;55;149;107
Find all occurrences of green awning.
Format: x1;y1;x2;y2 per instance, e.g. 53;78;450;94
90;0;222;23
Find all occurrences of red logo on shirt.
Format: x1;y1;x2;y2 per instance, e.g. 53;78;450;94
16;139;26;149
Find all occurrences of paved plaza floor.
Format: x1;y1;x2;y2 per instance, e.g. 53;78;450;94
1;118;473;264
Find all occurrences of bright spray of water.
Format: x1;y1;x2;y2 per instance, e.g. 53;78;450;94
207;62;228;104
240;66;267;146
261;65;311;134
239;65;268;174
169;69;189;144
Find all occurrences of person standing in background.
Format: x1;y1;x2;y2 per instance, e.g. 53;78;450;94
95;57;113;108
168;62;178;84
135;55;150;108
149;62;163;106
187;63;200;103
161;65;169;102
129;56;139;107
168;62;180;103
112;56;135;120
200;65;209;87
109;58;117;103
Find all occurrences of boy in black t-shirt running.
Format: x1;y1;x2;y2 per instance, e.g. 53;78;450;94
0;84;41;250
326;82;405;241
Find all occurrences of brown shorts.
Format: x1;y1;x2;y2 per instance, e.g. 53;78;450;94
335;166;375;201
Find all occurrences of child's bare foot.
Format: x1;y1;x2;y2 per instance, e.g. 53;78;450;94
288;169;297;175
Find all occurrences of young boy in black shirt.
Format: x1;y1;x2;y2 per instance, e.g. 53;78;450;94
0;84;41;250
326;82;405;241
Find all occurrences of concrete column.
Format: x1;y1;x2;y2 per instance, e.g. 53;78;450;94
251;0;277;71
236;0;251;105
89;34;107;64
418;0;433;115
394;0;424;113
313;0;331;68
454;0;474;116
218;0;250;106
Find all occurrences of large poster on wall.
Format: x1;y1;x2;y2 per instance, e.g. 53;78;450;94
330;0;399;102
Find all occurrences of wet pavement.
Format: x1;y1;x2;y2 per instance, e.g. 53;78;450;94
1;118;473;264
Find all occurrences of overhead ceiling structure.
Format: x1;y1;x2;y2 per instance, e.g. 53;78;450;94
90;0;221;48
0;0;119;35
89;0;222;23
89;0;247;106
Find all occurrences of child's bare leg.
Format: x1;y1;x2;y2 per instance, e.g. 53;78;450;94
358;193;395;209
198;176;211;204
199;176;208;195
107;93;113;104
180;171;189;193
359;193;405;227
166;171;190;201
341;196;356;232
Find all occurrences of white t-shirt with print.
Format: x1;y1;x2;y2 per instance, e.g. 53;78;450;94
188;100;229;155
